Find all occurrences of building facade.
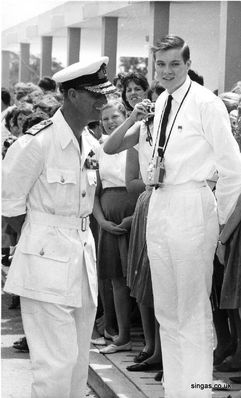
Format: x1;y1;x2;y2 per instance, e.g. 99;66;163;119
1;1;241;92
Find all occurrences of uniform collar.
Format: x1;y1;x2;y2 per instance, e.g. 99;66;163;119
51;108;98;168
52;108;78;150
169;75;191;105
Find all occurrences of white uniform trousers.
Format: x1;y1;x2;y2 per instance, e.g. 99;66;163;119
20;265;97;398
146;182;219;398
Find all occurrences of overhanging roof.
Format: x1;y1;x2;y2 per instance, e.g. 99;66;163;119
2;1;152;48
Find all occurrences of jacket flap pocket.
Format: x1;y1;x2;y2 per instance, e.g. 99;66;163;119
47;168;77;184
20;233;69;262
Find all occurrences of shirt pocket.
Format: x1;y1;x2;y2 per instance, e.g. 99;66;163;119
47;168;77;208
21;232;70;296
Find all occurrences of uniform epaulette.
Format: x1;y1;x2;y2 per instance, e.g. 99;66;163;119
26;119;53;136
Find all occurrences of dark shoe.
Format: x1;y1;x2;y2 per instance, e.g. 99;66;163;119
1;255;11;267
126;361;161;372
213;343;237;366
154;370;163;382
13;337;29;353
8;295;20;310
229;376;241;384
134;350;151;363
215;360;241;372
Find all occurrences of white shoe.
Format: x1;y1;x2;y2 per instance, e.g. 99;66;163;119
99;341;132;354
91;337;106;345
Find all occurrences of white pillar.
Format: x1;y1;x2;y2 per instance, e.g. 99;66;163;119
40;36;53;78
67;27;81;66
1;50;10;88
101;16;118;82
19;42;31;82
148;1;170;83
218;1;241;93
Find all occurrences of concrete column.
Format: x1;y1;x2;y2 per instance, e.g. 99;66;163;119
40;36;53;78
148;1;170;83
1;51;10;88
19;42;31;82
218;1;241;93
101;16;118;82
67;27;81;66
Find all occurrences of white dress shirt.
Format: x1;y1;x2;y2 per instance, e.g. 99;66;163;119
98;136;127;188
135;121;154;185
153;76;241;224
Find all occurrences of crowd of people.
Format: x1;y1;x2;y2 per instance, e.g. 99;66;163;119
1;34;241;398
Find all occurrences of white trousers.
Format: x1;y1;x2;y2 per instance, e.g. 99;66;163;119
20;266;96;398
146;183;219;398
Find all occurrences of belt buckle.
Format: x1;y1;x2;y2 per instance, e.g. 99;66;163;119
81;217;87;232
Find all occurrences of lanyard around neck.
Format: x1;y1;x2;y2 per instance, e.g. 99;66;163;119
152;81;192;160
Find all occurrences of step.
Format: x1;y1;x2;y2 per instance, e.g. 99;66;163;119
88;342;164;398
88;343;241;398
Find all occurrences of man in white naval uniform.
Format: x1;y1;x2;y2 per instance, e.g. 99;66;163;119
103;36;241;398
2;57;116;398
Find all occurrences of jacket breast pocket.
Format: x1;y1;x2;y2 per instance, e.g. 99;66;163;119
47;168;77;208
21;233;70;296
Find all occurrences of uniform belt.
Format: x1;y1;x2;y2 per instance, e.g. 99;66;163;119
160;180;207;191
27;211;90;231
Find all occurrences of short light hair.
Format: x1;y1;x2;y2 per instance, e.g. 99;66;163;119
101;99;126;118
152;35;190;63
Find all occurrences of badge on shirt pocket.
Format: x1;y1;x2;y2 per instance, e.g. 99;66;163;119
85;150;99;170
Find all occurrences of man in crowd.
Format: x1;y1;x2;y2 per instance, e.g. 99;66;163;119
103;35;241;397
2;57;116;398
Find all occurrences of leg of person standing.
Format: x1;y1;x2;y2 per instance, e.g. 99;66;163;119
70;265;97;398
147;184;219;398
21;265;96;398
112;276;131;345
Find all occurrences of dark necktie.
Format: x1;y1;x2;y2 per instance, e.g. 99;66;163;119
158;94;173;157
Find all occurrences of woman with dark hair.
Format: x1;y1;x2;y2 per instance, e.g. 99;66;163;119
122;90;163;377
121;72;149;112
113;72;126;94
4;107;19;137
38;76;57;93
11;106;33;137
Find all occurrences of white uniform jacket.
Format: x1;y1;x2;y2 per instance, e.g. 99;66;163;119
2;109;99;307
